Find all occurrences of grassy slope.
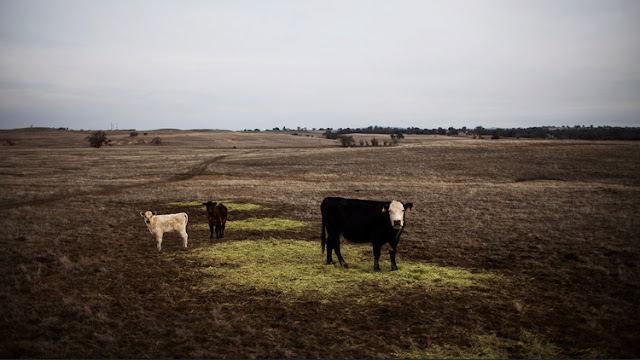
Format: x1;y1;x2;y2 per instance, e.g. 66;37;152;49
1;129;638;358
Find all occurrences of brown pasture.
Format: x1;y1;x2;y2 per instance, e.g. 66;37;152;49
1;128;639;358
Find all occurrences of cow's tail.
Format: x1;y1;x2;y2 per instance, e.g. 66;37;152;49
183;212;189;225
321;216;326;254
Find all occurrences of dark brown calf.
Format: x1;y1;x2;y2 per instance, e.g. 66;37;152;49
203;201;228;239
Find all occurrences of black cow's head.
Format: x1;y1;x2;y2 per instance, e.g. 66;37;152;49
382;201;413;230
202;201;217;214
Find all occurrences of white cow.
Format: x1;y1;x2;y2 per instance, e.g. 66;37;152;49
139;211;188;251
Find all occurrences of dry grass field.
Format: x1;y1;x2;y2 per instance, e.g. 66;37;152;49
1;128;639;358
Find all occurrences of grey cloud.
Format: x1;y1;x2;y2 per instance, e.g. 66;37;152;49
1;0;638;130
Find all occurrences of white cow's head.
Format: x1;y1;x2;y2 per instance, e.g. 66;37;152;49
383;200;413;230
140;211;157;225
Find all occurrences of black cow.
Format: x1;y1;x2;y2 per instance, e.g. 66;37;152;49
321;197;413;271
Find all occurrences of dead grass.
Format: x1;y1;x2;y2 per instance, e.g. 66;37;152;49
393;331;565;359
1;129;639;358
168;201;265;212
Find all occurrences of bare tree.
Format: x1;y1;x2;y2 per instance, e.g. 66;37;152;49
86;131;110;148
339;135;356;147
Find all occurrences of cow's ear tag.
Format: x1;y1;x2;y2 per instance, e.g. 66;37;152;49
381;207;387;213
406;208;410;213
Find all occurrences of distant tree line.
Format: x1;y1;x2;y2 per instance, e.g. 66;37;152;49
322;131;403;147
326;126;462;136
472;126;640;140
323;125;640;141
86;131;162;148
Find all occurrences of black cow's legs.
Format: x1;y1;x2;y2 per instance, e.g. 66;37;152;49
373;244;382;271
326;236;334;264
334;243;348;268
389;249;398;271
326;234;348;267
208;224;214;239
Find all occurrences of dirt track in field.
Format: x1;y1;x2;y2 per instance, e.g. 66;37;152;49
0;154;236;210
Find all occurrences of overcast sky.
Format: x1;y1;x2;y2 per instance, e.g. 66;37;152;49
1;0;638;131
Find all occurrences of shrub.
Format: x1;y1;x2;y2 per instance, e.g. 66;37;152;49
86;131;109;148
339;135;355;147
151;137;162;145
323;130;339;140
130;132;139;137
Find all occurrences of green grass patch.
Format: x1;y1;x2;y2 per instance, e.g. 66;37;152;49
168;201;264;212
180;239;497;303
193;218;309;232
